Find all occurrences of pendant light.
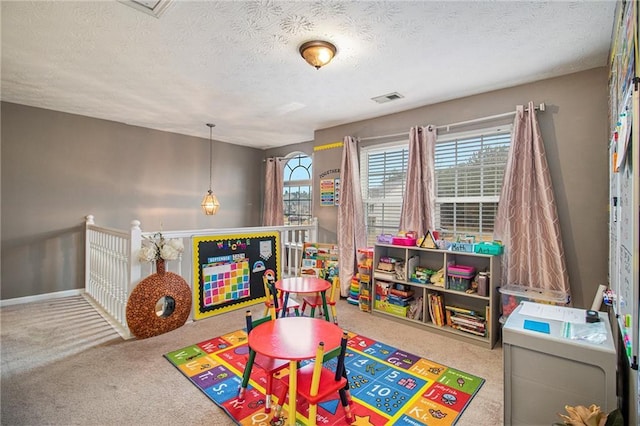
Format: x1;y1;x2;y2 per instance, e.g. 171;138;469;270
201;123;220;215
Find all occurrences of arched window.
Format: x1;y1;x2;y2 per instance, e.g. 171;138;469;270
283;153;312;225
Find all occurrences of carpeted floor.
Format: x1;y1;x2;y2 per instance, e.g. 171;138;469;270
165;326;486;425
0;295;503;425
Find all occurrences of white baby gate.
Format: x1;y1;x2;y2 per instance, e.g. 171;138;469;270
84;215;318;339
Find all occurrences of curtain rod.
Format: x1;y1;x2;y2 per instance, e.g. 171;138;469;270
262;156;286;163
359;103;546;142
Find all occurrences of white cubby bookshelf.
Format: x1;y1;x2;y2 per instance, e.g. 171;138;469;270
371;243;501;349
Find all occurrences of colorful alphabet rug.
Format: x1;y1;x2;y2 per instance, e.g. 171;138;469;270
164;329;484;425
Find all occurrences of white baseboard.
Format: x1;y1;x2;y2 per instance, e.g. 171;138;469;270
0;289;85;307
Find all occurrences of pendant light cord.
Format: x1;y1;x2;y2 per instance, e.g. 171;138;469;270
207;123;215;192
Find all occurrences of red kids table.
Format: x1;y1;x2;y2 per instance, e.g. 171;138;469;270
248;316;343;425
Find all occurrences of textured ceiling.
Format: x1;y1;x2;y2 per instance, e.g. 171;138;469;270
1;1;616;149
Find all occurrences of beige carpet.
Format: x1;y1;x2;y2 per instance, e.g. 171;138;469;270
0;295;503;425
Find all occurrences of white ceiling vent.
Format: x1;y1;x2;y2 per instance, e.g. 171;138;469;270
371;92;404;104
118;0;173;18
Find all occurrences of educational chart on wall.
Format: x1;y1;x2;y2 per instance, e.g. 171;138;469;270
314;141;343;207
608;0;638;372
192;232;280;320
608;2;639;422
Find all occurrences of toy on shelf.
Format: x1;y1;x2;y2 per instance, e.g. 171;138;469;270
356;247;374;312
417;230;439;249
300;242;339;280
375;256;404;280
374;280;410;317
410;266;436;284
347;277;360;305
429;267;446;287
376;234;394;244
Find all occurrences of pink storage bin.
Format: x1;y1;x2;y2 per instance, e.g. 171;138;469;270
392;237;417;246
447;264;475;279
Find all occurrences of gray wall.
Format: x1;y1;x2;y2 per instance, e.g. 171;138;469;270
1;103;264;300
275;68;609;309
3;67;609;308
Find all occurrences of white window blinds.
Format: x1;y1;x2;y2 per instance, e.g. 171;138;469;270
361;144;409;245
434;126;511;241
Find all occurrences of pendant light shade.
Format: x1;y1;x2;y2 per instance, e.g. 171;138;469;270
201;123;220;215
201;190;220;215
299;40;336;69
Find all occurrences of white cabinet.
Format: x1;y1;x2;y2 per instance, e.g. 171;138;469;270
372;243;501;349
503;303;617;425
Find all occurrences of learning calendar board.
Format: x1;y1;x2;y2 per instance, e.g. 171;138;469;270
193;232;280;320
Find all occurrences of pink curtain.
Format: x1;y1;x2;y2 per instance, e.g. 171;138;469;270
337;136;367;297
494;102;570;298
399;126;436;238
262;157;284;226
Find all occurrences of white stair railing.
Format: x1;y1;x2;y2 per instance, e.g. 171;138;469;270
84;216;318;339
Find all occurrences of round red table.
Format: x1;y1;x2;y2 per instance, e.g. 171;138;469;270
248;316;343;425
276;276;331;321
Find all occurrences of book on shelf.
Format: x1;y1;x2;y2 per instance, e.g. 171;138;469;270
436;294;445;325
450;316;486;330
390;288;414;298
387;294;413;306
444;305;477;316
448;310;486;336
427;294;435;325
451;324;487;337
379;256;402;264
428;293;445;326
374;269;396;280
406;255;419;277
376;262;395;272
451;312;485;322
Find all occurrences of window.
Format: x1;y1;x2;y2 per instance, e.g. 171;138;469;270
360;125;511;245
283;153;312;225
361;144;409;245
434;126;511;242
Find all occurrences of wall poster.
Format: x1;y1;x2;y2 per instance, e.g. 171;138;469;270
320;178;336;206
192;232;280;320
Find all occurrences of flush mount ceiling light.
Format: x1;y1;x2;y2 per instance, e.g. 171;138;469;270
201;123;220;216
118;0;173;18
299;40;337;70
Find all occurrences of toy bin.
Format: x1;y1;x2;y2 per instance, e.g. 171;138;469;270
446;265;475;291
375;300;409;317
499;284;569;318
448;275;471;292
392;236;417;246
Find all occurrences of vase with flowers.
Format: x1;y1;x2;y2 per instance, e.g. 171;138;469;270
137;232;184;274
127;232;191;339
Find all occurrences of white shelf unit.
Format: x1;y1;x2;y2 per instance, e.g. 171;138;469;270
372;243;501;349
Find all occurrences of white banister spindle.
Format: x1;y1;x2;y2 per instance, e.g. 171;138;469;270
129;220;142;295
309;217;318;242
282;227;294;277
176;251;183;277
85;216;93;297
